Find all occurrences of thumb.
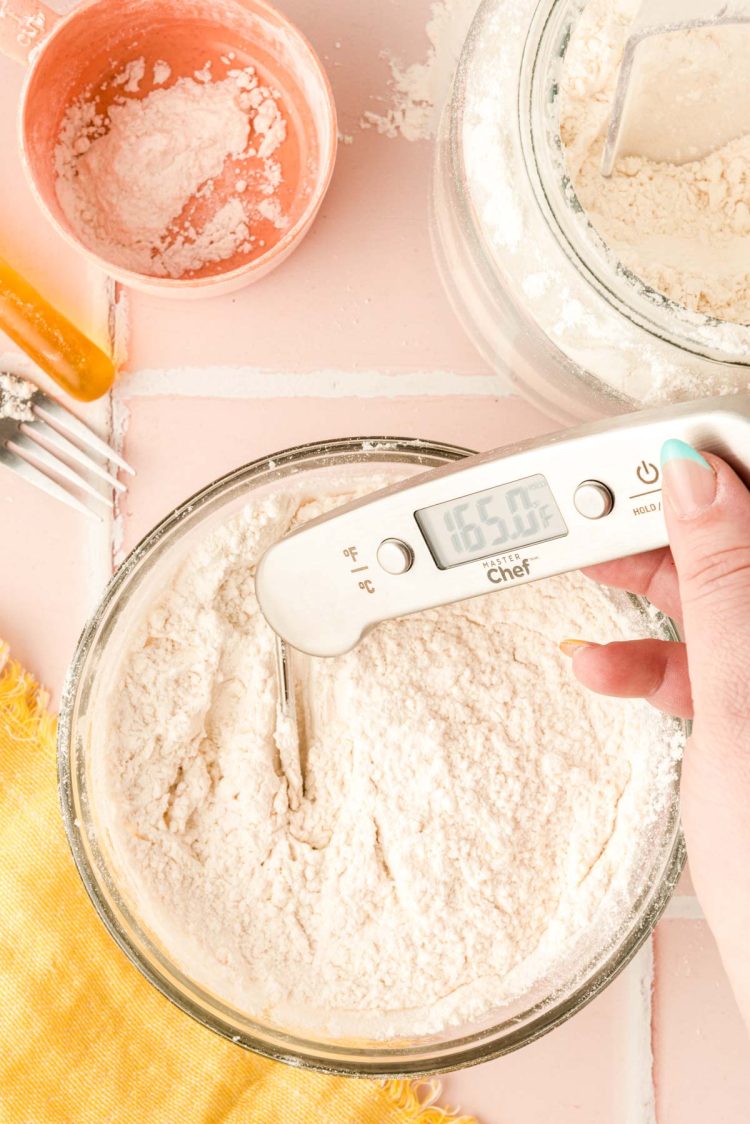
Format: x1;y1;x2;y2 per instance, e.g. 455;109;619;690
661;440;750;730
661;438;750;1020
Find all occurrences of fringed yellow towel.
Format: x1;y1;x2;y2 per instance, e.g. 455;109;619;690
0;643;478;1124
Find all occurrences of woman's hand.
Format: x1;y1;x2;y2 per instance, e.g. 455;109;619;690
562;440;750;1027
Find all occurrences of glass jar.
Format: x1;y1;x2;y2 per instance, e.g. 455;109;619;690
58;438;684;1075
432;0;750;423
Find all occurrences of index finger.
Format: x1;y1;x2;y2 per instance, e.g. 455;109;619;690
581;547;682;622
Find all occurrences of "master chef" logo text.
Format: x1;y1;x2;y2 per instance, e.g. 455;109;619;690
483;555;532;585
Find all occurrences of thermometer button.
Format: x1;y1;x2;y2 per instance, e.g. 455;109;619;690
377;539;414;575
574;481;614;520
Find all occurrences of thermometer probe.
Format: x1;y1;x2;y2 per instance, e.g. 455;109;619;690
255;395;750;658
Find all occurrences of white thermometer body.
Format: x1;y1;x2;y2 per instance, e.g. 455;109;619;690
255;396;750;657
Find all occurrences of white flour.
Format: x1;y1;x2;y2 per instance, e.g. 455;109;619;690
560;0;750;323
55;61;288;279
152;61;171;86
97;479;682;1038
362;0;480;140
0;372;34;422
457;0;750;406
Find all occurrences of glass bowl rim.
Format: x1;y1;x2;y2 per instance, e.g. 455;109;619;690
57;435;686;1077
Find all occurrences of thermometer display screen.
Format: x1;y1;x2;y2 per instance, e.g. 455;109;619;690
415;474;568;569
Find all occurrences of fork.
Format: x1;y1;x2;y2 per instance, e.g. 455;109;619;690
0;371;133;518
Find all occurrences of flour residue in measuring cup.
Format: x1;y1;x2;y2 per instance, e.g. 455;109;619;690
560;0;750;323
54;58;290;279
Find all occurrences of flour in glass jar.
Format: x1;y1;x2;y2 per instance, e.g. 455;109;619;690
560;0;750;323
97;479;683;1039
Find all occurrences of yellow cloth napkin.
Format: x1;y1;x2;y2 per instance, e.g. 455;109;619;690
0;643;478;1124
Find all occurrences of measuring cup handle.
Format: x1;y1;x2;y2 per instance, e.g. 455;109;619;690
0;0;58;65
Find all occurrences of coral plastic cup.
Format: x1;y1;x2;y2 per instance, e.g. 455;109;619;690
0;0;337;297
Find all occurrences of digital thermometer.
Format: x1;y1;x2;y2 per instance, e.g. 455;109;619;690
255;395;750;657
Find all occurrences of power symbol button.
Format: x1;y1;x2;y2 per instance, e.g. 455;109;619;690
636;461;660;485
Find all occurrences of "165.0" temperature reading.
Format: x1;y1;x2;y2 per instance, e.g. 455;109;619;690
415;474;568;569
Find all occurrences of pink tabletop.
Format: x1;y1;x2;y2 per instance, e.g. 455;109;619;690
0;2;747;1120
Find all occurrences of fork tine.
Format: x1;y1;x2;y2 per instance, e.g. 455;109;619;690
24;420;127;492
11;432;113;509
0;446;99;520
33;394;135;475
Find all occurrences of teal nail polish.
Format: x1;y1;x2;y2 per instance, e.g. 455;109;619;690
660;439;711;470
661;438;716;516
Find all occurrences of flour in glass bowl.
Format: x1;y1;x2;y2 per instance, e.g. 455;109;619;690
54;58;289;279
95;478;683;1040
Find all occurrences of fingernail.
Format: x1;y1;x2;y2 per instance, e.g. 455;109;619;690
661;439;716;518
559;639;598;657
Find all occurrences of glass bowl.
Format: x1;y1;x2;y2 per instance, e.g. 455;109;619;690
432;0;750;423
58;437;685;1077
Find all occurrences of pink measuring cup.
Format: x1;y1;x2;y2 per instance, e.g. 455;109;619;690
0;0;337;297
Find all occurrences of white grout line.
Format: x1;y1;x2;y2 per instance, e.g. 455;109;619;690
110;395;130;570
83;504;114;606
110;286;130;372
663;894;704;920
72;275;119;607
624;940;657;1124
110;282;131;571
114;365;515;399
85;278;120;598
623;897;706;1122
86;410;114;591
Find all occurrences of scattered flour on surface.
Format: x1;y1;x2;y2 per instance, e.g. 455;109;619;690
560;0;750;323
54;62;288;278
361;0;480;140
0;372;35;422
97;478;683;1039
